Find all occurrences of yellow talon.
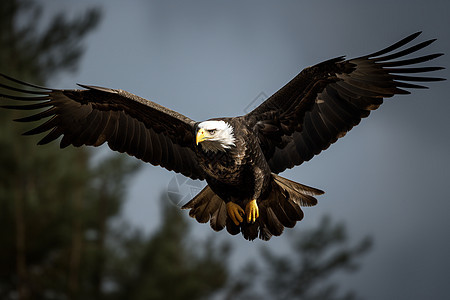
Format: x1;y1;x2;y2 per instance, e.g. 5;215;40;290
245;199;259;223
226;202;244;226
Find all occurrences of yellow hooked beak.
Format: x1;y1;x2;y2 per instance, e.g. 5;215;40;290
196;128;209;145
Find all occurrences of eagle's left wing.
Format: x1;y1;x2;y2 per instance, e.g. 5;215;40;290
244;32;445;174
0;74;205;180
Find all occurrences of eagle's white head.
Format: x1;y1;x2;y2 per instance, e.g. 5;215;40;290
196;120;236;152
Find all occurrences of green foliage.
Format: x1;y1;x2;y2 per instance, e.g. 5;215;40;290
0;0;101;80
105;197;229;300
263;217;372;300
227;217;373;300
0;1;102;299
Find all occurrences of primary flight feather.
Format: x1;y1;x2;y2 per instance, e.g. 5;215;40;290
0;32;444;240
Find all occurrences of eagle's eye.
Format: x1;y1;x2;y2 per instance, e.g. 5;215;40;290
207;129;216;135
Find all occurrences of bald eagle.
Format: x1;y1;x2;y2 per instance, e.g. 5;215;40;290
0;32;444;240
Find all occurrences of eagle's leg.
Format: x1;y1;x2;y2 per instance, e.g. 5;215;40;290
226;202;244;226
245;199;259;223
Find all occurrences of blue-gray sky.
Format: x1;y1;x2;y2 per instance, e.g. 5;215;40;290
42;1;450;299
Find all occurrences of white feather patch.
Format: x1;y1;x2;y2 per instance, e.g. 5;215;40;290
198;120;236;152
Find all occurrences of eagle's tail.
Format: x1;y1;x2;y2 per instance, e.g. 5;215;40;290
240;174;323;240
182;174;324;241
181;184;228;232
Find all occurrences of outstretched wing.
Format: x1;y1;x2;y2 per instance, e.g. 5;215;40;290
244;32;445;174
0;74;205;180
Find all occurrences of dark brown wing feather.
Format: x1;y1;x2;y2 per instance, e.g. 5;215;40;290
0;74;205;180
244;32;445;174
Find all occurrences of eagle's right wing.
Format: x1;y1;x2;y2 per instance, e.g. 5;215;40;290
244;32;444;174
0;74;205;180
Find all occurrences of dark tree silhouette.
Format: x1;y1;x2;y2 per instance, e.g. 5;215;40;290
0;1;102;299
226;217;372;300
105;196;230;300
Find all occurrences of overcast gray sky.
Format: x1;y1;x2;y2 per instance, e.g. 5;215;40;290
42;1;450;299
